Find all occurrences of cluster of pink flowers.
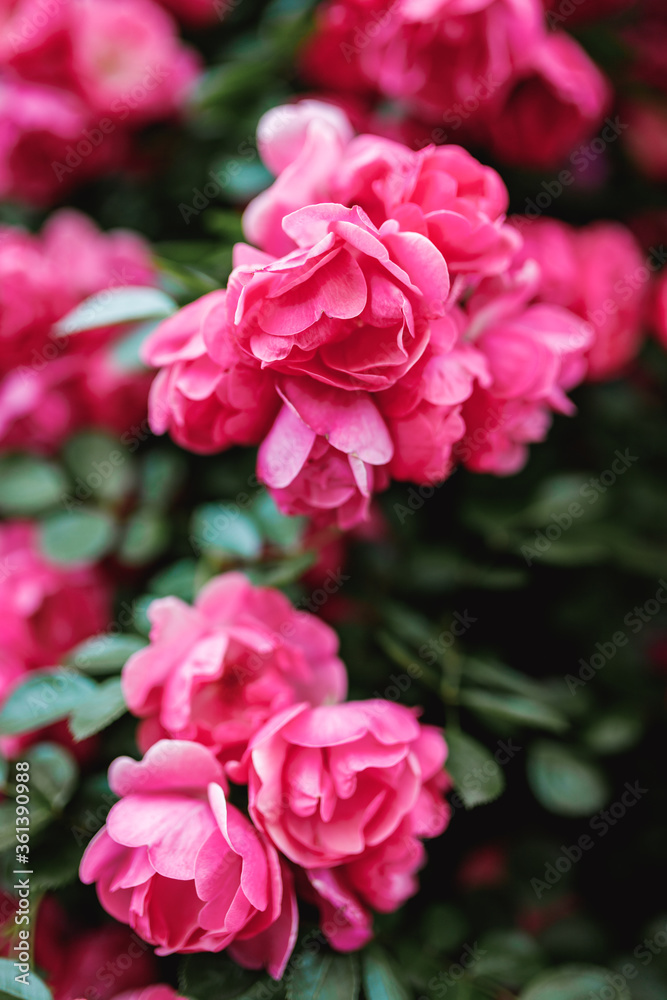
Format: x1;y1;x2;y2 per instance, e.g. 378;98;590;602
143;101;647;528
82;571;451;977
0;0;201;204
0;208;157;454
0;519;110;755
299;0;611;169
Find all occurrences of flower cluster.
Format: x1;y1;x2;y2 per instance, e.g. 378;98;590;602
300;0;610;169
0;0;200;205
0;519;110;756
0;209;157;454
82;571;451;977
143;100;626;526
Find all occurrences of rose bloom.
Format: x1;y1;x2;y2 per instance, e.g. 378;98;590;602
233;699;450;867
244;101;520;279
121;571;347;768
458;261;592;474
220;203;450;392
0;209;157;453
80;741;297;977
512;217;647;380
0;520;110;671
0;0;200;203
142;291;279;455
484;32;611;169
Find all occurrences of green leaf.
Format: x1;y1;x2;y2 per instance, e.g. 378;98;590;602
463;658;547;701
362;947;409;1000
0;456;68;516
25;742;78;810
0;669;95;736
67;634;147;674
149;559;197;601
288;951;359;1000
118;508;169;566
445;730;505;809
459;690;569;733
63;432;135;504
527;741;610;816
583;713;643;755
39;509;116;564
471;931;546;987
141;449;187;508
111;320;158;372
191;504;263;560
520;965;631;1000
54;285;177;335
251;491;305;549
68;677;127;742
0;958;53;1000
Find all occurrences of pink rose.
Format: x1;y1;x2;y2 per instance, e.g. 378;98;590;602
257;379;393;529
113;990;186;1000
0;520;111;671
236;700;450;870
143;291;279;455
0;79;116;206
485;32;611;169
0;210;158;453
122;571;347;768
513;217;646;380
220;204;449;392
244;103;519;279
243;101;355;257
80;740;298;977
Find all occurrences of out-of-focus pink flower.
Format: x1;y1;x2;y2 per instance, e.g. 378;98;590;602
122;572;347;769
143;292;280;455
513;217;647;380
457;261;592;473
0;210;158;453
236;700;450;868
155;0;221;24
113;989;186;1000
0;520;111;671
49;924;158;1000
485;33;611;169
623;99;667;184
80;741;298;977
0;0;200;204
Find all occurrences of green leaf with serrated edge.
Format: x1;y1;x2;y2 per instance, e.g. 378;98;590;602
527;741;609;817
287;951;359;1000
25;742;78;811
362;948;409;1000
445;730;505;810
67;634;147;674
520;965;631;1000
459;690;569;733
0;669;95;736
54;286;177;335
68;678;127;742
39;510;116;564
0;958;53;1000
